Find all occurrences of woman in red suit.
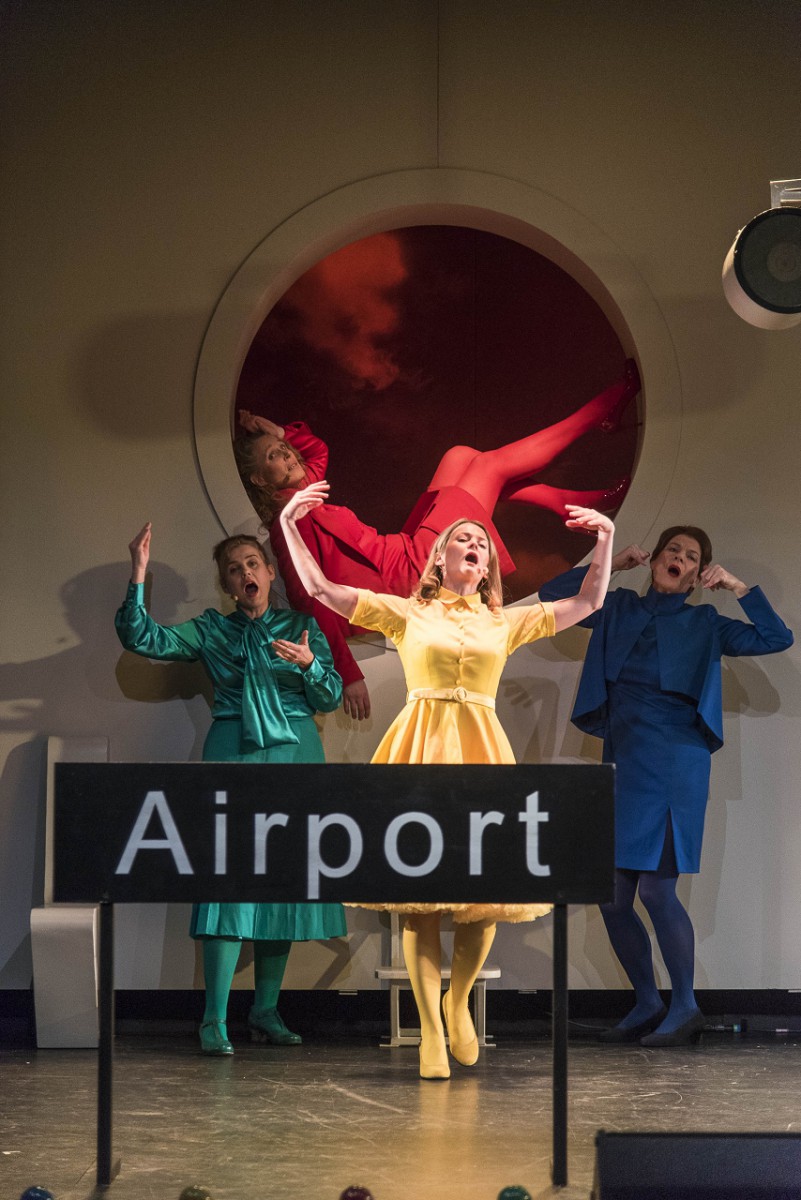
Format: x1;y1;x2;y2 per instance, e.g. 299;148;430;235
235;362;637;719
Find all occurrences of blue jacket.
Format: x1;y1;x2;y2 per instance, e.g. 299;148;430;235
538;567;793;752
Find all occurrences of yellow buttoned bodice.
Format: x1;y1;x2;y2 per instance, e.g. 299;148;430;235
352;587;555;766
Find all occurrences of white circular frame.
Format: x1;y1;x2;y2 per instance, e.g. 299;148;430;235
194;168;681;556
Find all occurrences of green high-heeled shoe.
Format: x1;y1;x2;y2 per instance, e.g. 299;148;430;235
199;1018;234;1055
248;1007;302;1045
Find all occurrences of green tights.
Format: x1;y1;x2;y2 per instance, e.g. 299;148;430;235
201;938;291;1023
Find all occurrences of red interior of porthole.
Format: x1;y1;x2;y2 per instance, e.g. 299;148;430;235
235;226;640;601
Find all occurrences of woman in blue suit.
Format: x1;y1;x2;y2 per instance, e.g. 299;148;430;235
540;527;792;1045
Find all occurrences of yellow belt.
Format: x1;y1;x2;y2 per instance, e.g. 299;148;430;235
406;687;496;710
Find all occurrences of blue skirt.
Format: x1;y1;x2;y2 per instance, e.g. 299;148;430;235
190;716;347;941
606;684;711;874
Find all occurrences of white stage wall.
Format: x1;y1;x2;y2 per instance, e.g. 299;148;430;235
2;0;800;995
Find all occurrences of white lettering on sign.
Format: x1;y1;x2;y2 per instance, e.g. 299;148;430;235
469;810;505;875
518;790;550;877
307;813;363;899
384;812;444;876
116;791;194;875
111;787;556;893
253;812;290;874
215;791;227;876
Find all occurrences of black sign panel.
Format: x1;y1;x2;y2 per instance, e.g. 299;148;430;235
53;763;614;905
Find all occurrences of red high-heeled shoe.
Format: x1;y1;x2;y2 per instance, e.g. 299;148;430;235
595;476;632;511
601;359;641;433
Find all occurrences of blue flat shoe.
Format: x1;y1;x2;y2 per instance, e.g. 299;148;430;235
598;1005;668;1043
640;1010;705;1047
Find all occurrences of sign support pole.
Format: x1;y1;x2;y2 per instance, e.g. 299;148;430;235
552;902;569;1186
97;898;120;1187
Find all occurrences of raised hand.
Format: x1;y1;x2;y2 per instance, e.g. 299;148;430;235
612;543;650;572
551;507;616;633
699;564;749;598
271;628;314;670
281;480;331;525
277;480;359;623
129;522;152;584
564;505;615;537
239;410;284;438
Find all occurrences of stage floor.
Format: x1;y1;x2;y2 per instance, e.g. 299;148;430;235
2;1028;800;1200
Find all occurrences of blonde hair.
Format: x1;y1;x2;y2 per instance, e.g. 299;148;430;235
413;519;503;610
233;433;306;529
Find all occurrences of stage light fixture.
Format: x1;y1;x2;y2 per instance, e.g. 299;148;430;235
722;178;801;329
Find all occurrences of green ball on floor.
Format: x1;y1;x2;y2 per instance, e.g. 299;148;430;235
497;1188;532;1200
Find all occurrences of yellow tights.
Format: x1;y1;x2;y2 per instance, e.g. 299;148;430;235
403;915;496;1078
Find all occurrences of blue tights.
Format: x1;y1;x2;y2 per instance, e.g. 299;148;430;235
600;868;699;1035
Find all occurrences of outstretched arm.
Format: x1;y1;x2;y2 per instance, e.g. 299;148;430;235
551;507;615;632
278;482;359;621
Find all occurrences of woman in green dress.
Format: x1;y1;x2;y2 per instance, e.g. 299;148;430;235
115;523;346;1055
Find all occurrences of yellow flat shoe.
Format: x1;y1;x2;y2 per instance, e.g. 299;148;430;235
419;1048;450;1079
418;1031;450;1079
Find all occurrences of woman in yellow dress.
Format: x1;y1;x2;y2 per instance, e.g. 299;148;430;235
280;480;615;1078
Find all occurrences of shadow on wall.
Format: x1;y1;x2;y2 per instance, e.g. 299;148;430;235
0;561;212;744
74;313;206;439
499;673;563;765
0;562;214;986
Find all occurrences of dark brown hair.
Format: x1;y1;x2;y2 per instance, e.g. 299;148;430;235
651;525;713;584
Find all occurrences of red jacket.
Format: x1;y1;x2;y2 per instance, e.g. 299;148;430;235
269;422;515;688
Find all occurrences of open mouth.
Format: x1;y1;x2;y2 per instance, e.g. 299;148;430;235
464;552;479;566
667;565;681;578
244;582;259;597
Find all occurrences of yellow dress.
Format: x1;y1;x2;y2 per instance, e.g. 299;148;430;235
351;586;557;923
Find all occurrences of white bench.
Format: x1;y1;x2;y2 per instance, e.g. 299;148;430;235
29;736;107;1048
375;912;500;1047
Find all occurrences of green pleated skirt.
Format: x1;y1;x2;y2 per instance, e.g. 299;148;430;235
190;716;347;942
